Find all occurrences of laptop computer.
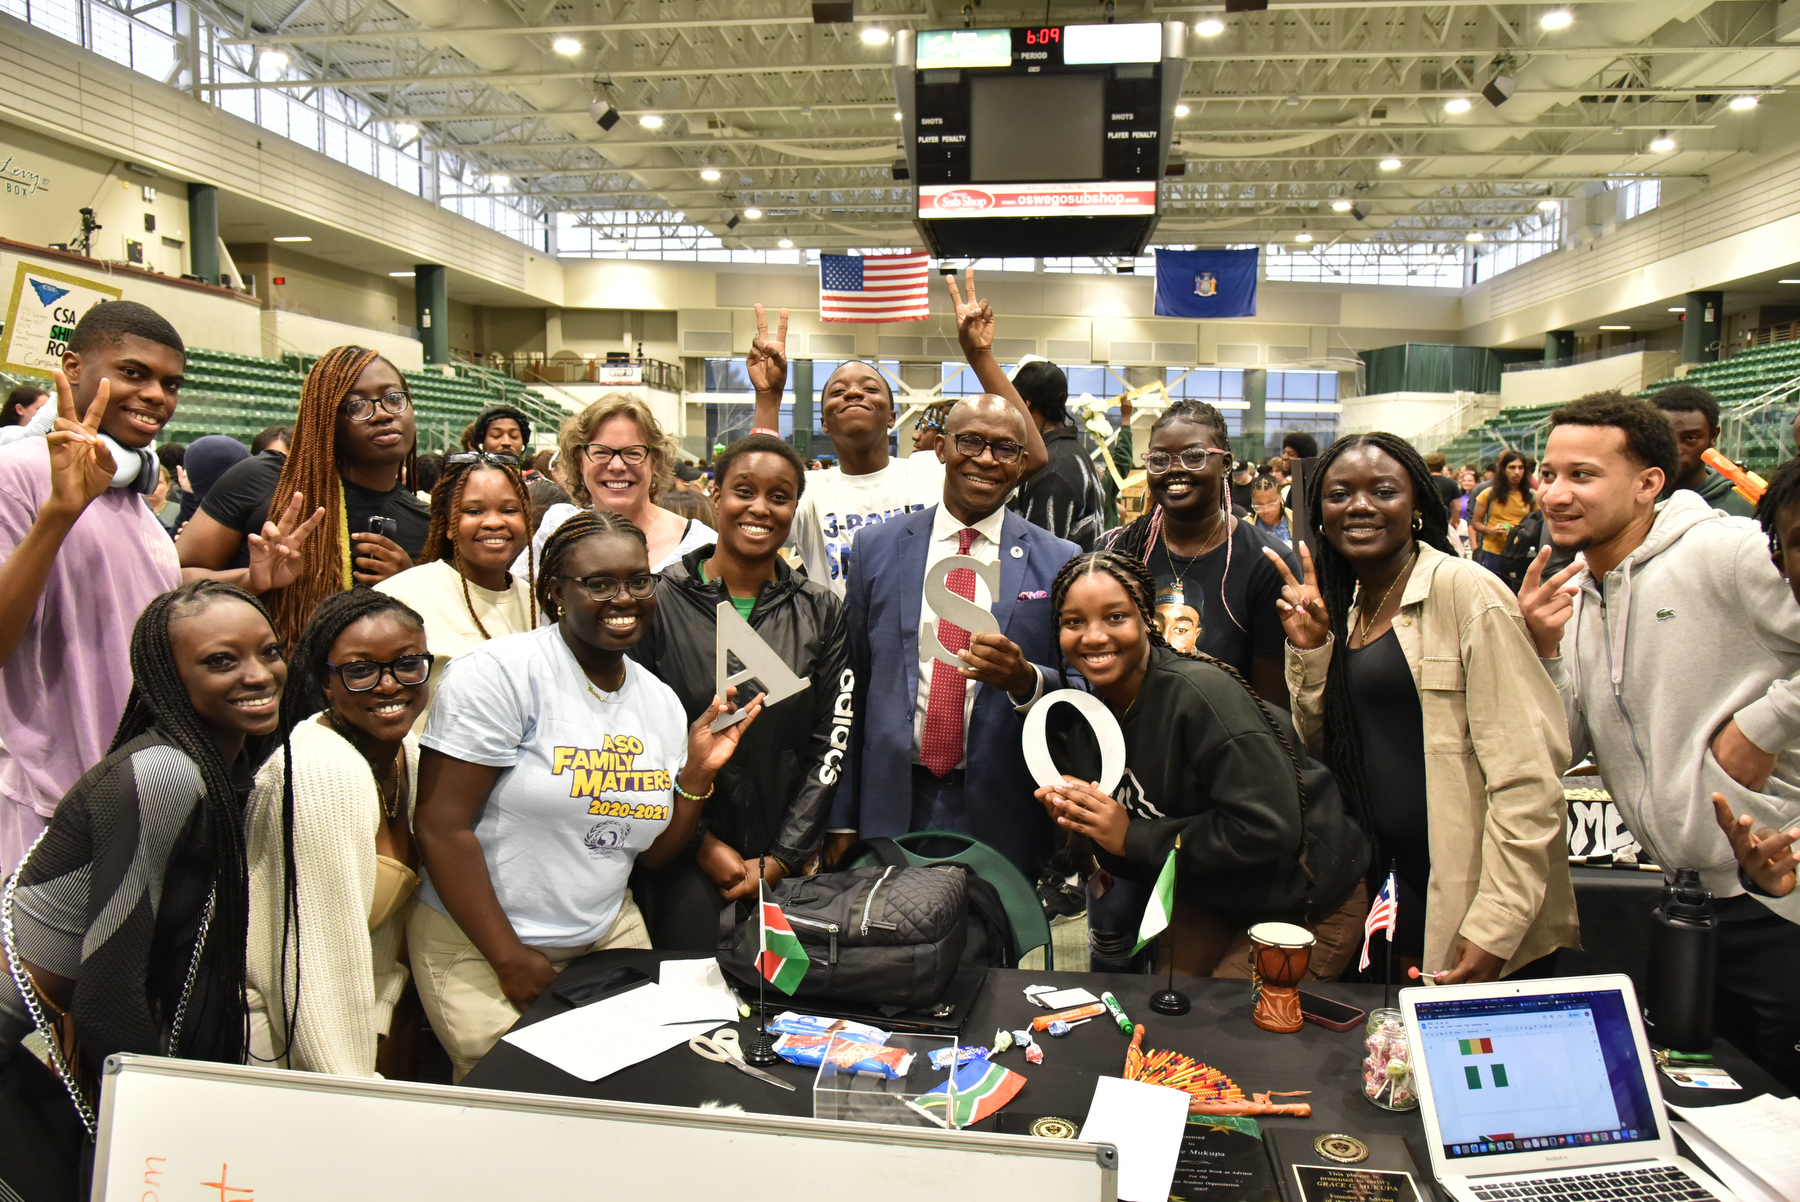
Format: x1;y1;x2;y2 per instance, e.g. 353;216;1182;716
1402;973;1736;1202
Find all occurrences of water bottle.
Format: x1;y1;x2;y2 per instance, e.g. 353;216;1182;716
1643;868;1716;1053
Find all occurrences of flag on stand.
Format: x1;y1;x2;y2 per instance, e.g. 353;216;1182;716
758;884;810;994
1133;845;1178;955
1359;871;1398;972
819;251;931;323
912;1058;1026;1128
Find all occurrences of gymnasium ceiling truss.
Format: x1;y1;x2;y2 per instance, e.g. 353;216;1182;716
177;0;1797;252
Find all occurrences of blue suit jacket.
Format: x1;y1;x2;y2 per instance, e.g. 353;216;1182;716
833;504;1080;876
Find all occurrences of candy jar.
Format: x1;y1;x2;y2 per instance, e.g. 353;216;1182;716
1362;1008;1417;1111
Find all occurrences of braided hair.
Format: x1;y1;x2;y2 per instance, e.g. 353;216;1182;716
1755;455;1800;556
421;459;539;639
266;587;425;1066
111;581;289;1067
1301;432;1455;841
1047;549;1306;810
267;346;416;649
536;509;648;623
1103;400;1247;632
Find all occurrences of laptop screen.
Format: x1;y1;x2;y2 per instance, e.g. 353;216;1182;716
1413;988;1660;1163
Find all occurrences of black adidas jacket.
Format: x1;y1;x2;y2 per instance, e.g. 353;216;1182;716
1046;644;1369;924
631;546;853;869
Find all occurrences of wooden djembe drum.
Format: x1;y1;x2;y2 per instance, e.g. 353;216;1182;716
1248;921;1315;1033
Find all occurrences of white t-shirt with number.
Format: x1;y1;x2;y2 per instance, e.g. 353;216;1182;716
789;454;945;596
417;624;689;947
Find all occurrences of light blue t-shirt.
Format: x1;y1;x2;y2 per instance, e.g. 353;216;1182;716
418;623;690;947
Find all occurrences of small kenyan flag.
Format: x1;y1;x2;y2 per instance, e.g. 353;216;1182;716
758;884;810;994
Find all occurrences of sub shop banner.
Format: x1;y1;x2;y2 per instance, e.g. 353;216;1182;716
1;262;122;375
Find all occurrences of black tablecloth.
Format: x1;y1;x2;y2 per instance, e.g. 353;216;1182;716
463;953;1786;1141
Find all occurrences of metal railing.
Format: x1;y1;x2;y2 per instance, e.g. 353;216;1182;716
1504;339;1677;373
491;355;684;392
1410;392;1505;456
1718;371;1800;470
1732;321;1800;357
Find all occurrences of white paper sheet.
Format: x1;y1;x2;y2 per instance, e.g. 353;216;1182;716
501;983;725;1082
1672;1121;1783;1202
1669;1095;1800;1202
655;958;744;1025
1080;1076;1190;1202
1039;986;1101;1009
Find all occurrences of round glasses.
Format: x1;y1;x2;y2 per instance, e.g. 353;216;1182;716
558;573;657;602
1143;447;1231;475
340;391;412;422
326;654;432;692
579;443;651;466
951;433;1024;464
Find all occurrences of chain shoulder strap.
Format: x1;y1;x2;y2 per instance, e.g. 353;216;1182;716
2;830;97;1136
166;886;217;1056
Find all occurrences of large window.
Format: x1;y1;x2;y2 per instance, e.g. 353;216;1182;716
1471;205;1565;284
1264;242;1464;287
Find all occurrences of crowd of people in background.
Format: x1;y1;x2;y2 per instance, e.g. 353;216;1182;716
1;282;1798;1187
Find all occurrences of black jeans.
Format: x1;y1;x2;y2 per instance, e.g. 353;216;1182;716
1714;899;1800;1091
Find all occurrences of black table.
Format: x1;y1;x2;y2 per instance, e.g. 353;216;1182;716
464;953;1786;1142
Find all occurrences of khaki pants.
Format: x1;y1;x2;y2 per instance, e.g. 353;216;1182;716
408;891;651;1082
1155;880;1371;982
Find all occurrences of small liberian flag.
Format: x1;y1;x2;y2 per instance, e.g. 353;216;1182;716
1133;841;1178;955
1359;870;1398;971
758;884;810;994
819;251;931;324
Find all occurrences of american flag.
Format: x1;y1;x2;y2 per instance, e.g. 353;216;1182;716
819;251;931;323
1358;870;1398;971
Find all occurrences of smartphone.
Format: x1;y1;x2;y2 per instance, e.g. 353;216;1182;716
550;966;650;1008
1298;990;1366;1032
365;515;399;539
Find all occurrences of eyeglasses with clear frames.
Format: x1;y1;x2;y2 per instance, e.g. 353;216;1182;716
340;391;412;422
1143;446;1232;475
557;573;657;602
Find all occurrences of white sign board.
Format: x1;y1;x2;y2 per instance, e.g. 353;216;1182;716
0;262;122;375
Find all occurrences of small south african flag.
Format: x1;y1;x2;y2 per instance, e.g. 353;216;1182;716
758;884;810;994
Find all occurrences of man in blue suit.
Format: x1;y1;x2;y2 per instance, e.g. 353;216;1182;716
827;394;1081;877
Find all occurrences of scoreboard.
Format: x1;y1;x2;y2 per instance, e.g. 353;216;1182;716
894;22;1188;257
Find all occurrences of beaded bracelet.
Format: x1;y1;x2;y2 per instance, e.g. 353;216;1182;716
673;779;715;802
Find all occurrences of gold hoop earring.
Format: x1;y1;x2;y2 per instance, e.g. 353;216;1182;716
1412;514;1423;532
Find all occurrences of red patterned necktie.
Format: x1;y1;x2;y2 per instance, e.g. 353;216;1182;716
920;527;980;778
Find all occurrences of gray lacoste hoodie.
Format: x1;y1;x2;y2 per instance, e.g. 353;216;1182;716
1542;490;1800;923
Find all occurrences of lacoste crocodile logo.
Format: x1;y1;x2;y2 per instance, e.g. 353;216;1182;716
1656;608;1676;621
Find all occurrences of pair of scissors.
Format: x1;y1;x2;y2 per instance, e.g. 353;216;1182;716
688;1028;796;1091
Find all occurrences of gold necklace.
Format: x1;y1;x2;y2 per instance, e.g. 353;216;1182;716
1160;513;1229;606
1354;547;1417;647
328;714;403;821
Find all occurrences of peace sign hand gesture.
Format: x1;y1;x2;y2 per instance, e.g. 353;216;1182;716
246;490;328;594
1517;545;1584;659
946;266;996;356
44;367;115;522
748;304;789;394
1265;543;1332;651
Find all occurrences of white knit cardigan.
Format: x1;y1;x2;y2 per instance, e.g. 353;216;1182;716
245;716;419;1077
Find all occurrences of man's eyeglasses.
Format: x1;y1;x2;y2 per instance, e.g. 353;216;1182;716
1143;447;1231;475
951;433;1024;464
326;654;432;692
557;573;657;602
445;451;521;468
579;443;651;467
340;391;412;422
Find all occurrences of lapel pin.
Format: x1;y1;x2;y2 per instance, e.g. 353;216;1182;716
1011;545;1023;559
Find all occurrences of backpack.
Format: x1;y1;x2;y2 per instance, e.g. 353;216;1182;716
1497;507;1545;592
715;842;1016;1010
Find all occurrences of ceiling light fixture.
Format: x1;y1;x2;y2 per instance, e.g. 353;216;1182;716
1730;95;1759;111
259;48;288;72
488;173;509;188
273;235;312;243
1599;324;1631;330
1466;231;1484;242
1669;307;1687;312
1331;198;1353;212
552;35;582;55
1540;10;1572;30
779;238;795;248
700;168;722;182
1379;157;1403;170
393;122;418;143
389;271;415;278
1538;198;1560;210
861;26;890;44
894;111;903;120
1195;18;1225;36
1174;103;1190;117
640;114;664;129
1294;231;1313;243
1781;278;1800;284
1650;131;1675;152
744;207;763;219
1445;97;1472;114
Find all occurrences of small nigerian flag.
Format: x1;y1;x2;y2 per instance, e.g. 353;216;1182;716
758;883;810;994
1133;840;1178;955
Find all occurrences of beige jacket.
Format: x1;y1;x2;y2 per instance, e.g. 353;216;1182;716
1286;543;1579;975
